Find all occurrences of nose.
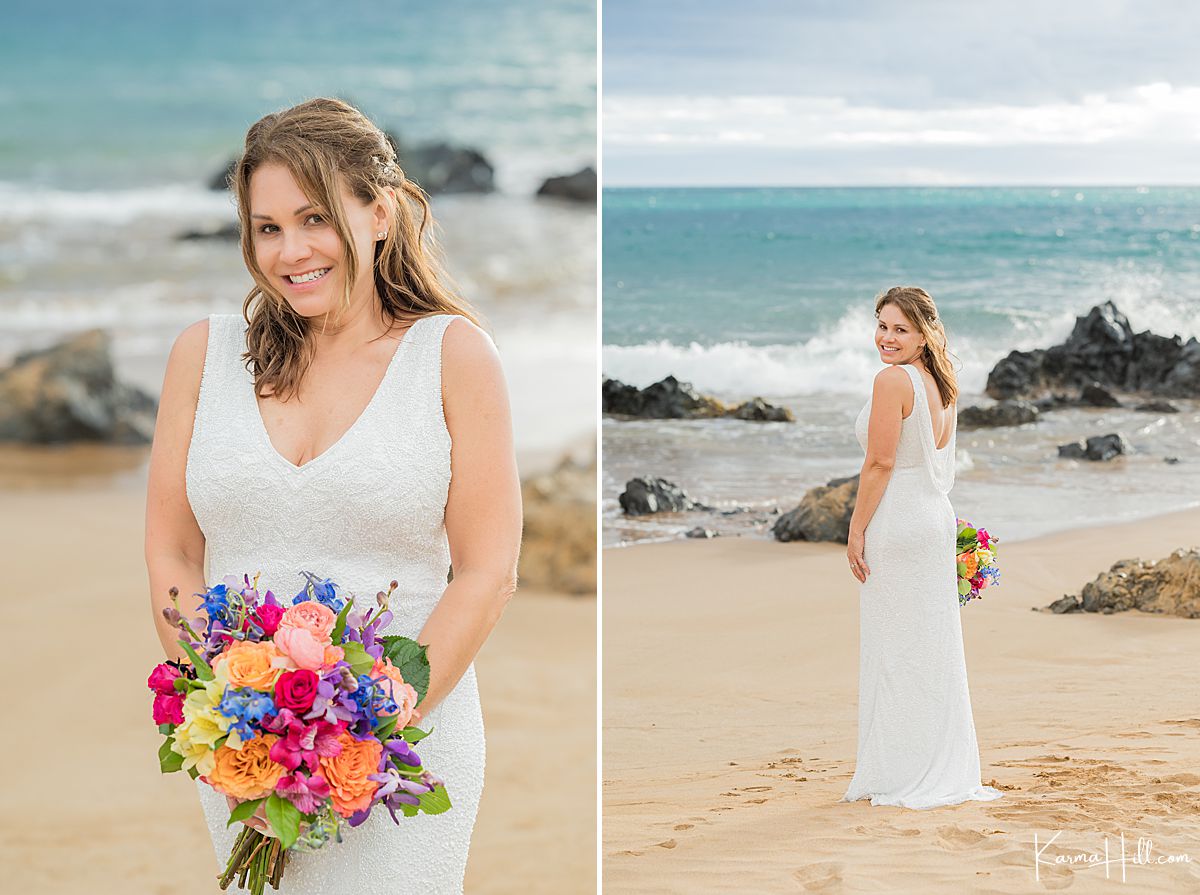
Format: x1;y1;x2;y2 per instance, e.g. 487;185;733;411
279;228;313;265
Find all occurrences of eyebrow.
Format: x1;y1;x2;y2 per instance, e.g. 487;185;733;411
251;203;315;221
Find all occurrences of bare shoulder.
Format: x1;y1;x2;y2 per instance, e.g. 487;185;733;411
441;315;502;378
872;363;911;395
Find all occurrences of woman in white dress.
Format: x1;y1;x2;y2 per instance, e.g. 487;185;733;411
144;97;522;891
840;286;1002;810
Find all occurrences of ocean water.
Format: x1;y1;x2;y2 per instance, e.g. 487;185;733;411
603;187;1200;546
1;0;597;470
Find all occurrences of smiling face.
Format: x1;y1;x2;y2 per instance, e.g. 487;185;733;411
248;162;389;322
875;301;927;365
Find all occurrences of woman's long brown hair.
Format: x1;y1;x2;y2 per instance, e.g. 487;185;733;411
230;96;483;400
874;286;959;408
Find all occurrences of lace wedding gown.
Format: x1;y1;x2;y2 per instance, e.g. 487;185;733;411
841;363;1002;810
185;312;485;892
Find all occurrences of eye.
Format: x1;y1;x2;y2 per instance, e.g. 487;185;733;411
255;213;324;234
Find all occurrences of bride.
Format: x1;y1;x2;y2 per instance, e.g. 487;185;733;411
840;286;1003;810
144;97;522;891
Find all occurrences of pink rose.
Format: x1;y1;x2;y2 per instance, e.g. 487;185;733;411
147;662;182;695
277;601;336;644
370;657;419;729
253;603;285;637
273;626;328;670
153;692;185;725
275;669;320;713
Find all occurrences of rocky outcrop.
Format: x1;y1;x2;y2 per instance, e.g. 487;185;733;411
603;376;793;422
536;166;596;203
1043;549;1200;617
985;302;1200;400
0;330;158;444
517;444;595;596
772;474;859;543
729;397;794;422
1057;433;1130;461
1136;401;1180;413
618;476;704;515
958;400;1040;429
205;129;495;198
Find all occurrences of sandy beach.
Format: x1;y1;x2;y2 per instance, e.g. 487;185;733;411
603;507;1200;893
1;455;595;894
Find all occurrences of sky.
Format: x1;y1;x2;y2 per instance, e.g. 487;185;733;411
603;0;1200;186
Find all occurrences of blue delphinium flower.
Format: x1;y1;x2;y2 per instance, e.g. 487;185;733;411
217;686;277;741
198;583;235;628
294;572;345;612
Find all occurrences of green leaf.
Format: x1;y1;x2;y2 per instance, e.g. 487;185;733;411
958;578;972;596
172;676;189;694
374;713;400;741
399;725;430;745
380;636;431;705
226;797;266;827
340;641;375;676
417;784;452;815
177;638;214;681
956;561;968;577
213;734;229;750
185;764;199;780
158;737;184;773
330;596;355;644
265;793;302;850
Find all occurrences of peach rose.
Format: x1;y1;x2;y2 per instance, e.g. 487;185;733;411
319;731;384;818
273;626;328;671
957;551;979;579
323;645;346;668
371;657;419;729
214;640;284;691
207;733;286;800
278;601;337;643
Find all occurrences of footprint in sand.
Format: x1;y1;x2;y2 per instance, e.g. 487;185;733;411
654;839;677;849
673;823;694;831
792;862;844;893
1114;730;1154;738
852;823;920;838
936;825;990;850
737;785;772;793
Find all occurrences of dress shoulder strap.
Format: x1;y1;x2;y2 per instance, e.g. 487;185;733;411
193;313;249;439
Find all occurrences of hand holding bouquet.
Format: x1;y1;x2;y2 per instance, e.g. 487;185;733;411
148;572;450;893
956;518;1001;607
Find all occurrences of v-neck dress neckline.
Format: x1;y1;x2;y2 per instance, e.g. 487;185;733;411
247;315;429;473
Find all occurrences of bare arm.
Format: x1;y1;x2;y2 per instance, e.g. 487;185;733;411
415;318;522;717
847;366;911;581
145;319;211;662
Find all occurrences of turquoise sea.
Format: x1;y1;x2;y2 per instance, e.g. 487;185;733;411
603;186;1200;546
1;0;597;468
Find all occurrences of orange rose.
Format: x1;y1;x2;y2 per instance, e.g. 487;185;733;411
319;731;384;818
278;601;336;644
958;551;979;579
214;640;284;691
371;657;419;729
207;734;286;800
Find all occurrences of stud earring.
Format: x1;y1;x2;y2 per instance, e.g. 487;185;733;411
377;231;386;239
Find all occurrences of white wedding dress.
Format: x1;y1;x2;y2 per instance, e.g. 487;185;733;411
841;363;1002;810
184;312;485;892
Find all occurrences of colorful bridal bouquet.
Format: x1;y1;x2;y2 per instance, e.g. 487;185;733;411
148;572;450;893
956;519;1000;606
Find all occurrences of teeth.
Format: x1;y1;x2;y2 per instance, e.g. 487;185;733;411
288;267;330;284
